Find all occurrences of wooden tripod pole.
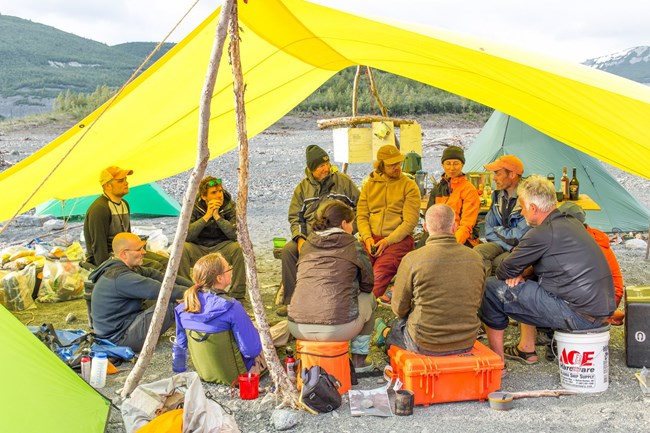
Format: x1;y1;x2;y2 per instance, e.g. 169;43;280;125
120;0;236;398
228;2;299;408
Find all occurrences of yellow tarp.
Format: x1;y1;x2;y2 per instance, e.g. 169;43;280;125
2;0;650;222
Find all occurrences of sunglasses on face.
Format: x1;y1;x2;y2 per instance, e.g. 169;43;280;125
207;179;222;187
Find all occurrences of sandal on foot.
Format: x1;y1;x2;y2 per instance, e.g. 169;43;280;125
504;345;538;365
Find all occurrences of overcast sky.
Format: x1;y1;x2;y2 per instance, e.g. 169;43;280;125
2;0;648;63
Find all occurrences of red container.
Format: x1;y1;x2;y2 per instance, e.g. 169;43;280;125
296;340;351;394
388;341;503;406
238;373;260;400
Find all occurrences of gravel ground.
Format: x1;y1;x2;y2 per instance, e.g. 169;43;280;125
2;114;650;432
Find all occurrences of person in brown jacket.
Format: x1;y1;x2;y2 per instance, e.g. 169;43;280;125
375;204;486;355
288;200;376;371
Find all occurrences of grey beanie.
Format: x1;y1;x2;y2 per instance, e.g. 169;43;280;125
441;146;465;164
306;145;330;171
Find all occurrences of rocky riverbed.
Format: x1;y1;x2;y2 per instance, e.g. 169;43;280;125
2;114;650;432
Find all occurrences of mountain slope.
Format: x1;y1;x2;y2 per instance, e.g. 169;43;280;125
583;46;650;84
0;15;174;99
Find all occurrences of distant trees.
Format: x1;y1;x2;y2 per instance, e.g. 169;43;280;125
294;66;492;116
51;67;491;120
53;85;115;118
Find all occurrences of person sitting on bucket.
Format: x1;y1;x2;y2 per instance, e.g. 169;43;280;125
287;200;376;373
374;204;485;356
479;175;615;373
559;202;625;326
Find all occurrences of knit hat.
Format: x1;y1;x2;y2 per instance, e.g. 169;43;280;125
99;166;133;185
484;155;524;175
305;145;330;172
441;146;465;164
559;202;586;223
376;145;404;165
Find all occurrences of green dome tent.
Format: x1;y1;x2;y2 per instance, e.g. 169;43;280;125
0;306;110;432
34;182;181;221
465;111;650;232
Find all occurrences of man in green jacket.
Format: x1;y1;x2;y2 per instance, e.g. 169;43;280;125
278;145;359;316
377;204;486;355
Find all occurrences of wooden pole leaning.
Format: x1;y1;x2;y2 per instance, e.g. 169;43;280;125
228;2;299;408
120;0;236;399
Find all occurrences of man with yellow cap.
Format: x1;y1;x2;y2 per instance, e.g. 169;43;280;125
83;166;168;271
357;145;421;299
474;155;530;276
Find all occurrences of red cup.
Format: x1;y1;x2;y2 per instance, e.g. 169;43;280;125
238;373;260;400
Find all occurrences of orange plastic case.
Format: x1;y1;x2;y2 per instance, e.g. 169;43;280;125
296;340;351;394
388;341;503;405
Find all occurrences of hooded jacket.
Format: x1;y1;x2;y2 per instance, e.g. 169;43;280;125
497;210;616;318
89;259;191;341
288;168;360;241
427;174;480;245
288;228;373;325
357;171;421;245
174;290;262;370
483;188;530;251
587;225;624;306
186;189;237;247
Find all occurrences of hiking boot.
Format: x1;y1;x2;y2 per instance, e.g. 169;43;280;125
377;290;392;308
545;342;557;362
373;318;388;347
276;305;288;317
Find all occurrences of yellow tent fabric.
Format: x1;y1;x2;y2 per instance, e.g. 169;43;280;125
2;0;650;222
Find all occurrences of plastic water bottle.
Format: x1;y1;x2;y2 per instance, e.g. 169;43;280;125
89;352;108;388
171;337;187;373
80;352;91;383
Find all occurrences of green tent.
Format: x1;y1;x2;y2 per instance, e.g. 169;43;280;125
0;306;110;432
465;111;650;232
34;182;181;220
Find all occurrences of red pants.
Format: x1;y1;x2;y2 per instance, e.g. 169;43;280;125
369;235;414;298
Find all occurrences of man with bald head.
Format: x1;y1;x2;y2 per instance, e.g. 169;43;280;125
375;204;486;355
89;232;192;352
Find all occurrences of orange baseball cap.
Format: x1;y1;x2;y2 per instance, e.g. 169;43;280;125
484;155;524;175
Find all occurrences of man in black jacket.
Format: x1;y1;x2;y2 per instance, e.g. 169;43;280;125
178;176;246;300
479;175;615;369
84;166;168;270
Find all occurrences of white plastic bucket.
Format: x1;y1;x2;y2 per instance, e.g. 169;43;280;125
554;325;610;393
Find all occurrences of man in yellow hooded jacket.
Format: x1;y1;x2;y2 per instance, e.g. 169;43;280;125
357;145;421;298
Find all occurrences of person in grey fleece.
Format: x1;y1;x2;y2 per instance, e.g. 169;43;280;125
89;232;192;352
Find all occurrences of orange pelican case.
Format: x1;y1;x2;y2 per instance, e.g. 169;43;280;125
388;340;503;405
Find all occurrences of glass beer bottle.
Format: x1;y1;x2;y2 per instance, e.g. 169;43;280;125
569;167;580;200
560;166;569;200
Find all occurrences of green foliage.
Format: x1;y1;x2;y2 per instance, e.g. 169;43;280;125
53;85;115;118
0;15;172;99
293;67;492;116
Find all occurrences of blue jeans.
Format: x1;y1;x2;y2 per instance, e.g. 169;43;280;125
479;277;605;331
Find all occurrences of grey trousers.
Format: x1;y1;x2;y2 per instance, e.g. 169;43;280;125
116;303;176;353
178;240;247;300
473;242;510;277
